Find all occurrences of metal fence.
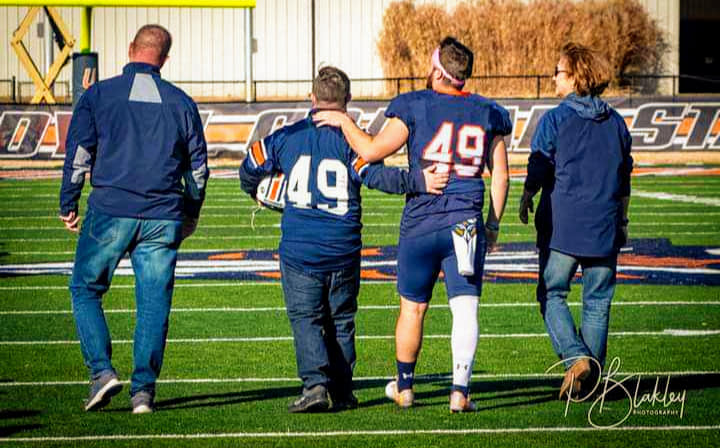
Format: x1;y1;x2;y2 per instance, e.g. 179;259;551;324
1;74;718;104
0;77;16;104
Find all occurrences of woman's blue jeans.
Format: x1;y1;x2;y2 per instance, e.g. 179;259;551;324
540;249;617;370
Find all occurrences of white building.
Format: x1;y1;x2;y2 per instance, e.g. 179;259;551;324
0;0;687;102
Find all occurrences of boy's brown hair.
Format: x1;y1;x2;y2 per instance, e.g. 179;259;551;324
312;66;351;107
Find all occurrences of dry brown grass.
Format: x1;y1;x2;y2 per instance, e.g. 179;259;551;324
377;0;666;97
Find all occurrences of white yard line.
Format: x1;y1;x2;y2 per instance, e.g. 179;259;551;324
7;186;720;200
1;370;718;387
1;259;717;276
0;282;287;291
3;230;720;244
1;425;719;443
1;301;719;315
4;182;712;191
6;194;720;204
0;203;715;218
1;329;719;345
4;221;720;230
634;190;720;207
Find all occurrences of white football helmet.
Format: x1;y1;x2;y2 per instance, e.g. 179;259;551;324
255;172;286;212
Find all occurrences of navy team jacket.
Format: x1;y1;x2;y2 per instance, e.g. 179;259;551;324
525;93;633;257
60;62;208;220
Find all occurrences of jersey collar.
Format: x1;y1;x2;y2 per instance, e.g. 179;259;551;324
123;62;161;76
433;87;470;97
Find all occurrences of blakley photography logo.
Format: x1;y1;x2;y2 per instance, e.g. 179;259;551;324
547;356;687;428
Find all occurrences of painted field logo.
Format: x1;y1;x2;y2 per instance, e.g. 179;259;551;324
0;239;718;286
550;357;688;428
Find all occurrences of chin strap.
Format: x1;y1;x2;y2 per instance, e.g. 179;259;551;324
250;205;264;231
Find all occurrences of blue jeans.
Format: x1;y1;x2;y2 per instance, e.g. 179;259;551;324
541;249;617;370
280;259;360;397
70;207;182;396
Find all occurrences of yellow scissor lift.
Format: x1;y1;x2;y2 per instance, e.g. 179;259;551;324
3;0;256;104
10;6;75;104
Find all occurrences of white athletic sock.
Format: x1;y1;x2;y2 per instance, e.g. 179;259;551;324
449;295;479;391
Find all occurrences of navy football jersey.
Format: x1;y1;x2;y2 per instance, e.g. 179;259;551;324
386;90;512;238
239;114;424;272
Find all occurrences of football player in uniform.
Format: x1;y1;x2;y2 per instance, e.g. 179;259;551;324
238;66;449;413
314;37;511;412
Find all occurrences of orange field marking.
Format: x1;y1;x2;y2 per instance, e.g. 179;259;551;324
360;269;396;280
361;248;382;257
619;254;719;268
208;252;246;261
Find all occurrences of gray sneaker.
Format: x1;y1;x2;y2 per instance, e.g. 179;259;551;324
131;391;155;414
85;372;123;411
288;384;330;413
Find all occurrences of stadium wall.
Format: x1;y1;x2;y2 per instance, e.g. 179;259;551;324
0;0;680;101
2;97;719;161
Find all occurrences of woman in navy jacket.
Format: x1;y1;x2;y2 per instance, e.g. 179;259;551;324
519;43;633;399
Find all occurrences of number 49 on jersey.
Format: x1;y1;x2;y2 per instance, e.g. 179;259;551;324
422;122;486;177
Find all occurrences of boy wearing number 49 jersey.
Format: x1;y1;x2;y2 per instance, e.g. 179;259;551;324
315;37;511;412
239;66;448;413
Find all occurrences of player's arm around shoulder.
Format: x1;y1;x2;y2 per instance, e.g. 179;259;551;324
313;112;408;163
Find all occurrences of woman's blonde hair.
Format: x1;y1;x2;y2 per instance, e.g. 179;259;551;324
560;42;611;96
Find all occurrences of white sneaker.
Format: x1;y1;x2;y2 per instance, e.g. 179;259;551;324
385;379;414;409
449;390;477;413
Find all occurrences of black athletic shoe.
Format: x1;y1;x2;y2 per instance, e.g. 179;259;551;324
332;392;359;411
288;384;330;413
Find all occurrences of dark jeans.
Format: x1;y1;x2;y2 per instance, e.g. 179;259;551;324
280;259;360;397
539;249;617;370
70;208;182;396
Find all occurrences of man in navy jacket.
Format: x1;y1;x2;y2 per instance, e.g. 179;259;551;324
519;43;633;399
59;24;208;414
